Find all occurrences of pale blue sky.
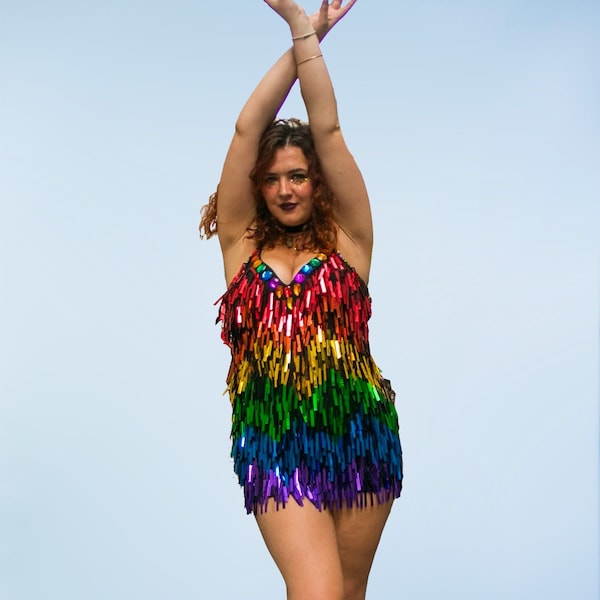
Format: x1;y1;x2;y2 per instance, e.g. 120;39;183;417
1;1;598;599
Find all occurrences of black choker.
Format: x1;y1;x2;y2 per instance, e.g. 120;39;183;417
282;222;309;250
282;223;307;233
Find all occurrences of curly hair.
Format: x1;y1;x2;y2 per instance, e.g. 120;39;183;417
199;118;337;252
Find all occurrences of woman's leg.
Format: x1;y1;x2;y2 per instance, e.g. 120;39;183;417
255;499;344;600
332;498;394;600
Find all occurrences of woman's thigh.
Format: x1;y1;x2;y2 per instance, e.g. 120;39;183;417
331;498;394;599
255;499;344;600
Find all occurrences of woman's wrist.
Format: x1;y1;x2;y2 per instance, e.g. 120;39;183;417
292;30;317;41
287;8;313;39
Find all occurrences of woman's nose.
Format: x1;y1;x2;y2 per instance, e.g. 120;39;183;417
278;176;291;195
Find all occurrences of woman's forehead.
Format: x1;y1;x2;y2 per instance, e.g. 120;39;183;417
266;146;309;171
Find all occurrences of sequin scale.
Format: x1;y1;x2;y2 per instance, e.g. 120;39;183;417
217;249;403;513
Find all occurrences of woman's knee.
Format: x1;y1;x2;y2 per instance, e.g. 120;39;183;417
342;577;368;600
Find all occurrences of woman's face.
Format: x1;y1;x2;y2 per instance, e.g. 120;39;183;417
261;145;314;228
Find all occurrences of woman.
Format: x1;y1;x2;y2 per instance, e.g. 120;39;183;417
200;1;403;598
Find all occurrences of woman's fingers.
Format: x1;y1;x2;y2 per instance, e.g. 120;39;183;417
311;0;357;38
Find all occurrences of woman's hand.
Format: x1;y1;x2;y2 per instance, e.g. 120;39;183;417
262;0;306;24
263;0;358;38
309;0;358;41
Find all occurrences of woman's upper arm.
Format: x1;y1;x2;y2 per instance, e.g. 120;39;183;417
214;129;259;251
316;129;373;248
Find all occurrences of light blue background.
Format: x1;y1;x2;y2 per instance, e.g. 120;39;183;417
1;1;598;598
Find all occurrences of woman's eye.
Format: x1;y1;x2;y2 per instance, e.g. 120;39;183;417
290;174;308;185
264;176;278;187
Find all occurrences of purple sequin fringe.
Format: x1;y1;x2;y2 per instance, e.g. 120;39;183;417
243;458;402;514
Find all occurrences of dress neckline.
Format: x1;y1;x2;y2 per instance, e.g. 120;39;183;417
251;249;330;288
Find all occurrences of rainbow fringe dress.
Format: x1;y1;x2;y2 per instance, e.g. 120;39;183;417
217;249;402;514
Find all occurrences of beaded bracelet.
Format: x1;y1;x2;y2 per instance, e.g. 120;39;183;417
292;30;317;41
296;53;323;66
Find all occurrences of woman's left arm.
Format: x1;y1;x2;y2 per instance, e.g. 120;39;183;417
264;0;372;255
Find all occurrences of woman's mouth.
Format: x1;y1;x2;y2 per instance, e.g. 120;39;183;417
280;202;297;211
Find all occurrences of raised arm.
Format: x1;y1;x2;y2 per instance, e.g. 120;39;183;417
264;1;373;264
215;50;296;254
216;1;356;256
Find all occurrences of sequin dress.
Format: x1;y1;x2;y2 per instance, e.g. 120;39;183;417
217;249;403;514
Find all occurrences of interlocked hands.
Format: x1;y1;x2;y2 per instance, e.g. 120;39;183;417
263;0;357;40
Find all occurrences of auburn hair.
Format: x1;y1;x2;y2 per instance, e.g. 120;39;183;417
199;118;337;252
